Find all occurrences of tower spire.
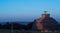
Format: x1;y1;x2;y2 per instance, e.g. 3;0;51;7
44;11;47;14
41;11;50;18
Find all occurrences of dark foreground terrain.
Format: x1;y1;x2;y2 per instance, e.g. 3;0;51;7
0;22;60;33
0;30;60;33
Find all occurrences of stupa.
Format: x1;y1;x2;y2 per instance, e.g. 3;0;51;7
31;11;59;32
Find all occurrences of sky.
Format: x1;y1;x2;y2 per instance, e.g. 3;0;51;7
0;0;60;22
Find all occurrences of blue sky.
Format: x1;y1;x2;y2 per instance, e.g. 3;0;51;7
0;0;60;22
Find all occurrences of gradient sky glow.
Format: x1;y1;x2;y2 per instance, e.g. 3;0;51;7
0;0;60;22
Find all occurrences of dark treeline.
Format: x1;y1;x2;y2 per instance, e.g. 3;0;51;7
0;21;60;31
0;22;27;30
0;22;33;30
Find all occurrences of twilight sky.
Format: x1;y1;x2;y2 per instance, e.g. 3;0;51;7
0;0;60;22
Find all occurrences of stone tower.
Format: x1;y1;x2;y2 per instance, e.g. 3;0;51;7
30;11;59;32
35;11;50;31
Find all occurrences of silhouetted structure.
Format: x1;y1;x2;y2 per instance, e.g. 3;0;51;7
27;11;60;32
